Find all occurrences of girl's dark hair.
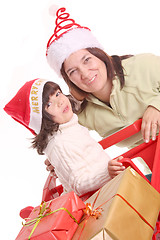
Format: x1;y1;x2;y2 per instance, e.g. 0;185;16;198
32;81;78;155
61;47;133;103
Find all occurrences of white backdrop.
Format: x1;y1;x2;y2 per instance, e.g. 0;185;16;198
0;0;160;239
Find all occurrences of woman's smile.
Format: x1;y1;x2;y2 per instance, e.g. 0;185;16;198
64;49;108;96
87;75;97;84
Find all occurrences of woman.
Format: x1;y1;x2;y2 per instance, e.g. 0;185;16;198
46;7;160;148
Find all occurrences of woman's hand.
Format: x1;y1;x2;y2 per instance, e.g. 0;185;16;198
44;159;57;178
141;106;160;143
108;156;125;179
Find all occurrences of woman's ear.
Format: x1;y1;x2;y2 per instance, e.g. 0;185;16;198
69;87;86;101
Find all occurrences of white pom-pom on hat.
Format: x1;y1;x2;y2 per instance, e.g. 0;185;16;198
49;4;59;17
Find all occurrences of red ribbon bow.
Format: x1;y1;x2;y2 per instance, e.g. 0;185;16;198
77;188;155;240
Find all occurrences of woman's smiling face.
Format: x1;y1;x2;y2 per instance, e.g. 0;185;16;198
45;89;73;124
64;49;108;95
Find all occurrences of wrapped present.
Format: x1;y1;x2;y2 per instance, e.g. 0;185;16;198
16;191;85;240
72;167;160;240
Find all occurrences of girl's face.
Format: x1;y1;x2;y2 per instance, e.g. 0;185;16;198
63;49;108;95
45;89;73;124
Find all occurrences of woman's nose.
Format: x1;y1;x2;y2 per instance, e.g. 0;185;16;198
80;67;89;80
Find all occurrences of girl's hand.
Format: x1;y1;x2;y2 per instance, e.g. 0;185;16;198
108;156;125;179
44;159;57;178
141;106;160;143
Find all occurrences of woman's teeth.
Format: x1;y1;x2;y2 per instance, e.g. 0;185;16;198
88;76;96;83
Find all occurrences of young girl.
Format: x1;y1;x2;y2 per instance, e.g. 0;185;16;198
4;78;124;196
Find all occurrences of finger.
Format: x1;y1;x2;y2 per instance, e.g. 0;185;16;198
46;166;50;171
142;121;151;143
111;161;123;167
109;165;125;173
110;159;124;167
44;159;50;166
141;120;146;142
46;164;55;171
110;170;125;178
117;156;124;161
151;122;158;141
48;168;55;174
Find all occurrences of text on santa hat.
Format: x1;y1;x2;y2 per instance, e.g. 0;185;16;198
30;79;44;113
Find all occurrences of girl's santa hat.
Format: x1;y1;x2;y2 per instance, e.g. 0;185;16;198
46;7;103;77
4;78;48;135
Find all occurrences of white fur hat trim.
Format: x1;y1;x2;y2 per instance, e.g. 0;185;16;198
47;28;103;77
29;79;48;134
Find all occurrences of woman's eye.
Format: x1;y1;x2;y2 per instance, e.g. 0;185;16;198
69;69;76;76
84;57;91;63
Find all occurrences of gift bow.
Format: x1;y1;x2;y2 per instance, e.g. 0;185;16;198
23;200;79;240
78;189;103;239
78;189;155;240
83;203;102;219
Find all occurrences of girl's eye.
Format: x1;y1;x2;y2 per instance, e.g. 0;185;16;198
47;102;51;108
56;91;61;97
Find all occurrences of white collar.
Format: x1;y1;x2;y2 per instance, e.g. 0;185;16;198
59;113;78;131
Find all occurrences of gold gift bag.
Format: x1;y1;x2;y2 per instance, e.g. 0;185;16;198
72;167;160;240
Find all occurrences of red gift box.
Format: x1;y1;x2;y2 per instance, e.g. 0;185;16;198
16;191;85;240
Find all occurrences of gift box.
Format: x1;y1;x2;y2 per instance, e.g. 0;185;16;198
16;191;85;240
72;167;160;240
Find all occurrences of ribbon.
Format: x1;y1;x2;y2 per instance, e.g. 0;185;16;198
82;189;102;220
78;189;108;240
23;201;79;240
78;189;154;240
116;194;154;231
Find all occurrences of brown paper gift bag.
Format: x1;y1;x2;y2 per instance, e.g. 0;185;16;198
72;167;160;240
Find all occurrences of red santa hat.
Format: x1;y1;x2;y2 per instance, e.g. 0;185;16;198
4;78;48;135
46;7;103;77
